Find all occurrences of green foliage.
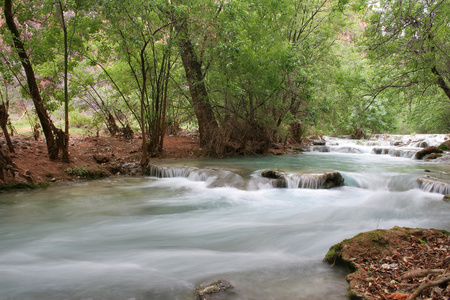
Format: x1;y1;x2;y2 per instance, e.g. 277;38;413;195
65;166;108;179
439;142;450;151
360;0;450;132
65;166;89;177
1;0;448;154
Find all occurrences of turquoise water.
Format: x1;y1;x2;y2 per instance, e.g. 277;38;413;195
0;151;449;299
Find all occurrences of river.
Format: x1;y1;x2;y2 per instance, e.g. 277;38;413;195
1;135;449;299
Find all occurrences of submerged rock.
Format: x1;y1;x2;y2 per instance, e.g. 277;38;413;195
194;279;233;300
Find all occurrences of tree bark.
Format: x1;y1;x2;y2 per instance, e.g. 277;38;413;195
4;0;60;160
0;142;16;181
0;104;15;153
431;66;450;101
140;43;149;167
57;0;70;163
173;19;219;147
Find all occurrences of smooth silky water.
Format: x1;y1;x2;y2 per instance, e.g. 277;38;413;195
1;149;449;299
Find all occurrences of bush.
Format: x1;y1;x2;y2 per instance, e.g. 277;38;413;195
439;141;450;151
65;166;108;179
65;166;89;177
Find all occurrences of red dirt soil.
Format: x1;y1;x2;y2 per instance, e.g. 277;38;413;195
1;133;202;185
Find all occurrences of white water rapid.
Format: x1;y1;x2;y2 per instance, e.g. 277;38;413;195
0;135;449;300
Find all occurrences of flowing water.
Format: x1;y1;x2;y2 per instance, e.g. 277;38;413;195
1;136;449;300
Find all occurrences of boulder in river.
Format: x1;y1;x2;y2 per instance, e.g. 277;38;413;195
425;152;442;160
194;279;233;300
261;169;287;188
415;146;443;160
260;169;285;179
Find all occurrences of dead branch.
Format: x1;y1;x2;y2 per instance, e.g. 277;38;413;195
403;269;444;279
407;273;450;300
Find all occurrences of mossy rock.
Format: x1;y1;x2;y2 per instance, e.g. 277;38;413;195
0;181;51;192
439;140;450;151
194;279;233;300
324;227;449;300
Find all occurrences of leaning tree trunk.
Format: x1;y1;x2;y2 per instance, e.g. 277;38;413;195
431;66;450;101
4;0;61;160
174;19;219;148
0;104;14;153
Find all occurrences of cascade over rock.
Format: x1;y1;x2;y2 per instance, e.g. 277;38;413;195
417;175;450;195
261;169;345;189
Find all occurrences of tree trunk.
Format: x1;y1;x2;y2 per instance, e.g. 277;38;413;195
140;44;149;167
431;66;450;101
0;142;16;181
4;0;60;160
58;0;70;163
0;104;14;153
174;19;219;147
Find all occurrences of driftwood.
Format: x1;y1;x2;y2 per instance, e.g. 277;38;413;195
402;269;444;279
407;273;450;300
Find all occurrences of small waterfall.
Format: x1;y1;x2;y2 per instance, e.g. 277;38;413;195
261;170;345;189
307;146;331;152
387;149;418;159
364;141;393;147
147;165;199;179
147;164;247;189
334;147;364;154
297;174;326;189
417;176;450;195
343;172;418;191
147;164;213;182
409;141;429;148
371;148;418;159
284;174;331;189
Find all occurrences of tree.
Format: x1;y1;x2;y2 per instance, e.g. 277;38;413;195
99;0;178;164
3;0;64;160
56;0;70;162
0;72;15;152
166;0;219;150
363;0;450;104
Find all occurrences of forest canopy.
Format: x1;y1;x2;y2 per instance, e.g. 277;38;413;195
0;0;449;161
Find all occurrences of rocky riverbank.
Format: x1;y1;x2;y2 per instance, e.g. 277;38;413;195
324;227;450;300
